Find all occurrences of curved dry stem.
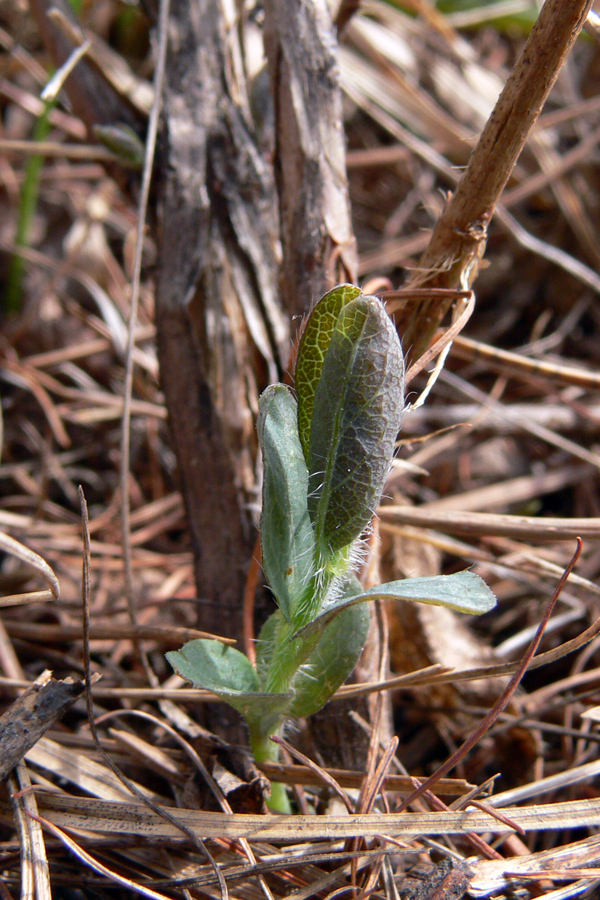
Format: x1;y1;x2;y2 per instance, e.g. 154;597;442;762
0;531;60;601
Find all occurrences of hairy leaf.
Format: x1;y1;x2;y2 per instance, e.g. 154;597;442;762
167;639;259;693
293;571;497;640
257;384;316;623
290;602;371;717
295;284;361;461
308;295;405;555
167;640;292;735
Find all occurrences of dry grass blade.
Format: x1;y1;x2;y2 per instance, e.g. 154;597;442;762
451;334;600;391
25;736;164;802
119;0;170;631
8;766;51;900
29;813;173;900
257;761;473;797
490;760;600;808
468;834;600;896
0;138;124;162
1;621;234;645
395;541;582;812
379;507;600;542
78;487;230;900
28;793;600;839
0;532;60;606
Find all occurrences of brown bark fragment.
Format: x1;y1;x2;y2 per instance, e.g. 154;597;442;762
403;857;473;900
155;0;285;643
264;0;358;317
0;676;85;780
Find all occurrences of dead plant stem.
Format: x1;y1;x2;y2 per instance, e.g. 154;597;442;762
119;0;170;625
397;0;594;360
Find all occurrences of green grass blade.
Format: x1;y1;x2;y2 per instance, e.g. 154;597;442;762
6;100;53;314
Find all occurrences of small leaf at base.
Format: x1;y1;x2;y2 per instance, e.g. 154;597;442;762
167;639;293;737
167;639;260;694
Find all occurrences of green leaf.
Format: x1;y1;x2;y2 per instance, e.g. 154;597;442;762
293;571;497;639
166;640;292;736
167;639;260;693
254;609;281;690
93;124;145;168
359;572;497;614
290;602;371;717
257;384;316;623
295;284;361;462
254;602;370;719
308;295;404;555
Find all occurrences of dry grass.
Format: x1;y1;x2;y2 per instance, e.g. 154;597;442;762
1;1;600;898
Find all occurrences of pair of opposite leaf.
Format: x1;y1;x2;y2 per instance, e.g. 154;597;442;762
167;285;496;755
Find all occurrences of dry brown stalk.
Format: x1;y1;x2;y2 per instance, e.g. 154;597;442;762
394;0;595;361
379;507;600;541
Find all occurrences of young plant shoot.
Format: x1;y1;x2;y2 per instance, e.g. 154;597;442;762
167;285;496;811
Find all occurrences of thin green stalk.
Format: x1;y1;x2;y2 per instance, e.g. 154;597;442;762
255;620;316;812
6;101;53;314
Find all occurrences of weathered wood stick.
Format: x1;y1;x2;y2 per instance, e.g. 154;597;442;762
0;674;85;780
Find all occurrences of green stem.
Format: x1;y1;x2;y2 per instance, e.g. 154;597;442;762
267;778;291;814
264;618;319;695
7;100;53;314
250;724;291;813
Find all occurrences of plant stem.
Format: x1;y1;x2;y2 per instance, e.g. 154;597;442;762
6;101;52;314
266;778;291;814
396;0;595;362
251;612;324;812
263;618;319;696
250;724;291;813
